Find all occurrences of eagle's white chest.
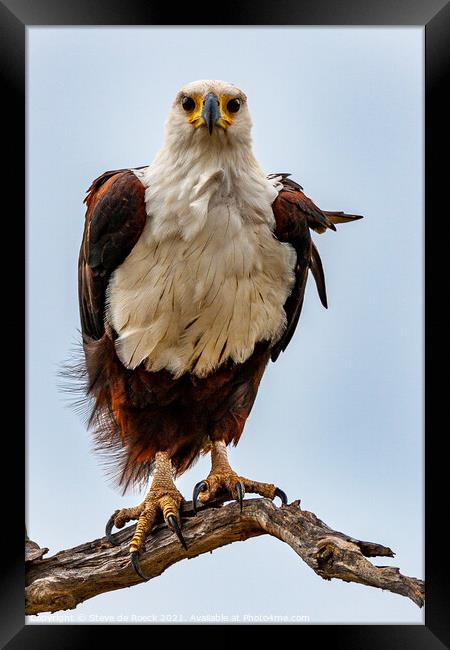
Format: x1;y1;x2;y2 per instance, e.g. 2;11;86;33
106;167;296;378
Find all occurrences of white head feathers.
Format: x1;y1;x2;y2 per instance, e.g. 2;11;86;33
164;79;252;151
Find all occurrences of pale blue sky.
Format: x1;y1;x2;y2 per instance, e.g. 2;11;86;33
26;27;424;624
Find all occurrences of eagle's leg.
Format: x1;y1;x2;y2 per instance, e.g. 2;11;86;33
106;451;186;581
193;440;287;513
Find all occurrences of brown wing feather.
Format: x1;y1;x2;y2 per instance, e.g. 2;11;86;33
270;175;363;360
78;169;147;340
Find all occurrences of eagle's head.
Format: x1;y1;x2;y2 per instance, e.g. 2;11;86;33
165;79;251;147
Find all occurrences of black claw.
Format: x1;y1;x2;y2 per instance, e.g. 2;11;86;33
235;482;245;512
275;487;288;505
167;514;188;551
130;551;150;582
105;513;120;546
192;480;208;514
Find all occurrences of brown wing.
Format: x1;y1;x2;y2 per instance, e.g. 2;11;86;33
78;169;147;340
270;174;363;361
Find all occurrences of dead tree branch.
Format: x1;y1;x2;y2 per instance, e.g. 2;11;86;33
25;498;424;615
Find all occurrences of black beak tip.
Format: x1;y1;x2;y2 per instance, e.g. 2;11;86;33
202;93;221;136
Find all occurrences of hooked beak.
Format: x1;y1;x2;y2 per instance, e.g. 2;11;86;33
202;93;221;135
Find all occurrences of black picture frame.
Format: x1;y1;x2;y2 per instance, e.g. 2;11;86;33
5;0;448;646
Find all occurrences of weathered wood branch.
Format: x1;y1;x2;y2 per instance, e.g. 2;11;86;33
25;498;424;615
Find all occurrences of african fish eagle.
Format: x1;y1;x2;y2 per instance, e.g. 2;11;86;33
77;79;362;580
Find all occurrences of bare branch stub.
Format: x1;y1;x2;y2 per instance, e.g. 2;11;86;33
25;499;424;615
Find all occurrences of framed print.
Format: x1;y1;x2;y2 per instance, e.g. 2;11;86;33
3;0;448;646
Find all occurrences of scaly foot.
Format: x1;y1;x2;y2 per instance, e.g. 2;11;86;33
192;440;287;513
105;451;186;581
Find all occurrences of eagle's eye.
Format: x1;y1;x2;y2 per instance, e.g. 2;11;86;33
227;98;241;113
181;96;195;111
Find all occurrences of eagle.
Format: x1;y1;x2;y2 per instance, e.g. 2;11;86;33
78;79;362;580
